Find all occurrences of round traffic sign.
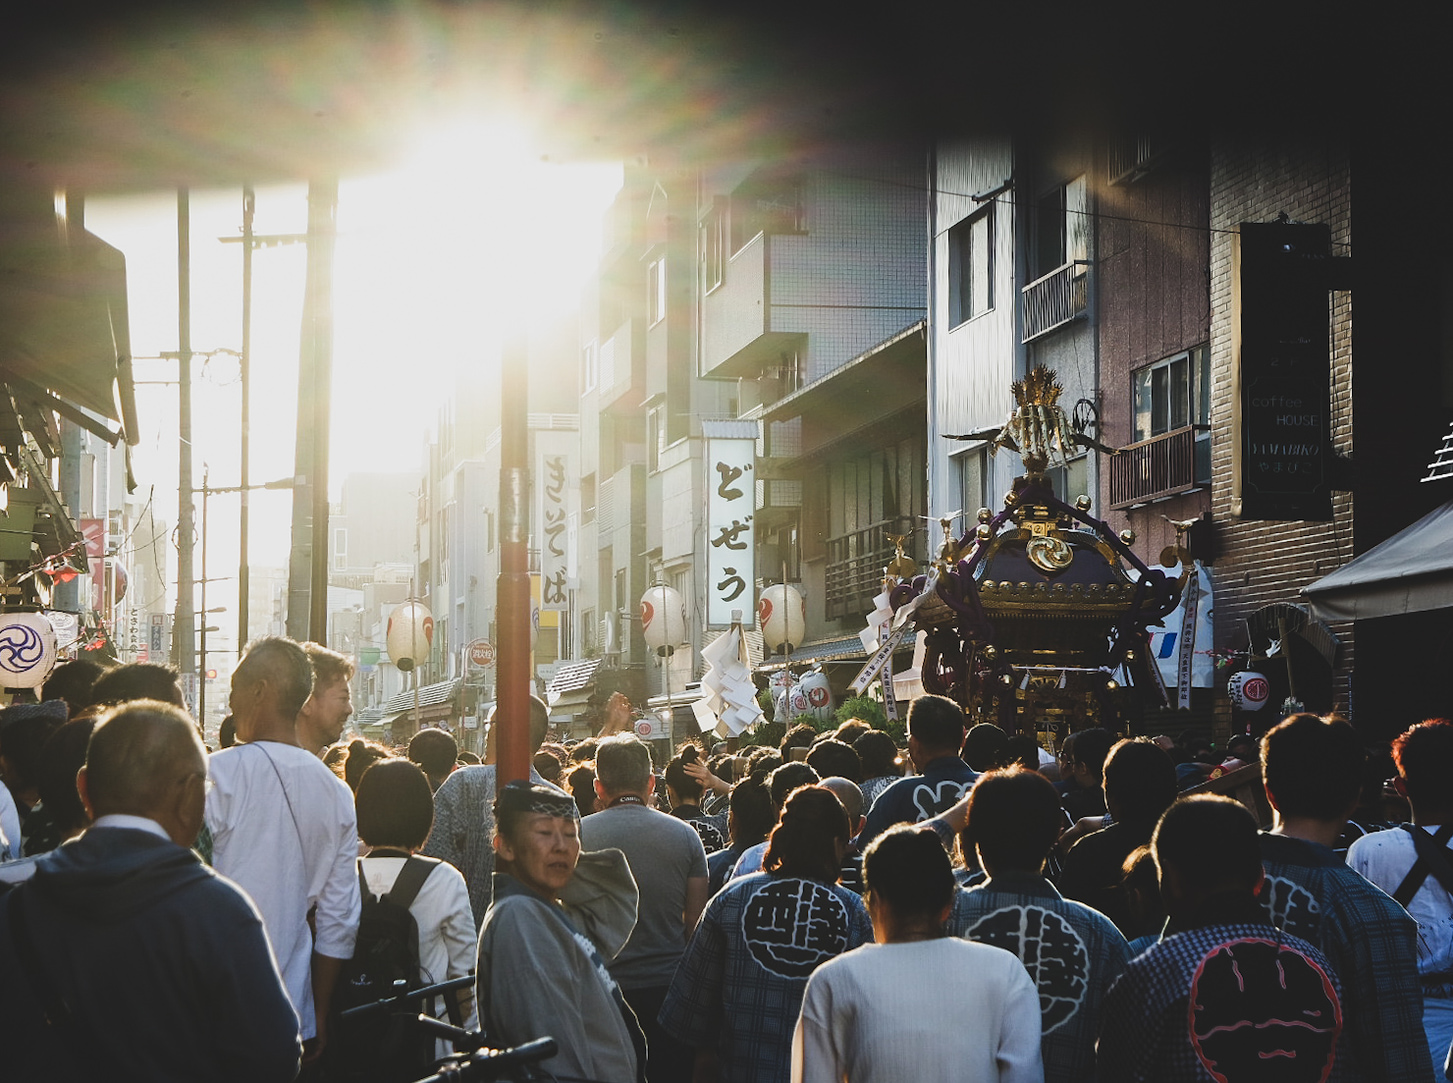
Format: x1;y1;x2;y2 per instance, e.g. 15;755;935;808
468;639;496;666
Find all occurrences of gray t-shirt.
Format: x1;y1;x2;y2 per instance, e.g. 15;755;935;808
580;803;709;990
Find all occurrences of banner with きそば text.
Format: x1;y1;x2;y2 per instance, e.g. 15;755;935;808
538;450;571;611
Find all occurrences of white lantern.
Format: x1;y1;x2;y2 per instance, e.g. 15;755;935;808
788;667;835;723
386;601;434;673
0;611;58;689
640;584;687;656
1227;670;1271;712
758;583;806;654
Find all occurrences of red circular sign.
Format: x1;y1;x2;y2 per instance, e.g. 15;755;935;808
468;639;496;666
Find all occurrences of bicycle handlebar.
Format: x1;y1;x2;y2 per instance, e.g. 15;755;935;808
412;1036;557;1082
340;975;476;1020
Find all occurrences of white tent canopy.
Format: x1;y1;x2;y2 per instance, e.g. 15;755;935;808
1301;499;1453;621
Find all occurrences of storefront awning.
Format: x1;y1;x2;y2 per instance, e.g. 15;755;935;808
381;677;461;714
0;191;138;447
1302;499;1453;621
756;633;872;673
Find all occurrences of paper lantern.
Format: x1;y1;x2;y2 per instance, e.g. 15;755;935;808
0;611;58;689
787;667;835;723
640;584;687;655
386;601;434;673
1227;670;1270;712
758;583;805;654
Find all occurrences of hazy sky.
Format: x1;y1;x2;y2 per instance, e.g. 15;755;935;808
88;124;621;617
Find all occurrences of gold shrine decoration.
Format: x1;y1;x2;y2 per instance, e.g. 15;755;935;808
989;366;1078;475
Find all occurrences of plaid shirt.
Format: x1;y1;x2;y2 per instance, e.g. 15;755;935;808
949;872;1131;1083
1098;920;1346;1083
1259;831;1436;1082
420;764;564;928
658;872;873;1083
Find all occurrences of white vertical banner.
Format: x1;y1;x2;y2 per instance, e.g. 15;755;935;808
538;450;571;611
1147;560;1215;694
705;433;756;626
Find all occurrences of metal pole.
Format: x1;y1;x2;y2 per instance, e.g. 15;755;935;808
199;466;208;728
174;189;197;716
238;186;254;656
308;179;337;644
411;577;422;732
496;334;531;785
286;178;337;642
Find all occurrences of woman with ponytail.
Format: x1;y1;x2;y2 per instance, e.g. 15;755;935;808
658;785;872;1083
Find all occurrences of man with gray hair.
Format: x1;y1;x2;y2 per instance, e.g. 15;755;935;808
207;636;361;1065
582;733;709;1083
0;700;301;1080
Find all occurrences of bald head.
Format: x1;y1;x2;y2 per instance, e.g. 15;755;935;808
818;776;864;823
83;700;206;830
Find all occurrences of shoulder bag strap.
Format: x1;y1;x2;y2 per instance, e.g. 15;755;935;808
383;855;439;910
1391;822;1453;908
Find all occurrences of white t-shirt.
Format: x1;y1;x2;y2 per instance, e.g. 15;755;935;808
207;740;362;1038
792;937;1042;1083
0;783;22;862
1347;824;1453;978
361;856;479;1059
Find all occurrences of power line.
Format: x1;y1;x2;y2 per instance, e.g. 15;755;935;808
816;167;1354;252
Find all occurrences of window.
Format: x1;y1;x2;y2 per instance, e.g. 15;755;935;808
1045;455;1089;504
647;408;662;473
581;341;597;393
1033;174;1089;278
1133;345;1210;440
948;207;994;326
702;206;725;293
956;447;987;515
582;608;596;655
580;473;596;525
1132;344;1212;483
647;257;666;326
332;527;347;572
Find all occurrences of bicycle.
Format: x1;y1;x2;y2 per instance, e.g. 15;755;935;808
340;976;557;1082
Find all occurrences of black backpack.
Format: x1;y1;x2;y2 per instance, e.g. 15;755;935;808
330;855;440;1081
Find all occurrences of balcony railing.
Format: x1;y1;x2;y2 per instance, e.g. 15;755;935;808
1021;262;1089;342
824;519;913;621
1108;425;1204;508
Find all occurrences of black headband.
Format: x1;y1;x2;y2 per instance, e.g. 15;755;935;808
496;779;579;821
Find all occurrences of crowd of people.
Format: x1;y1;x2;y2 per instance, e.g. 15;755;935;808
1;637;1450;1083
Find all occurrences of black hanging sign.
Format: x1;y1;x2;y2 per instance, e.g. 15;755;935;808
1232;221;1334;521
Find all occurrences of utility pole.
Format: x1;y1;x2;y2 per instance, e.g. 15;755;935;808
218;190;306;653
173;188;197;715
496;334;531;785
238;186;253;656
199;463;209;725
286;179;338;643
